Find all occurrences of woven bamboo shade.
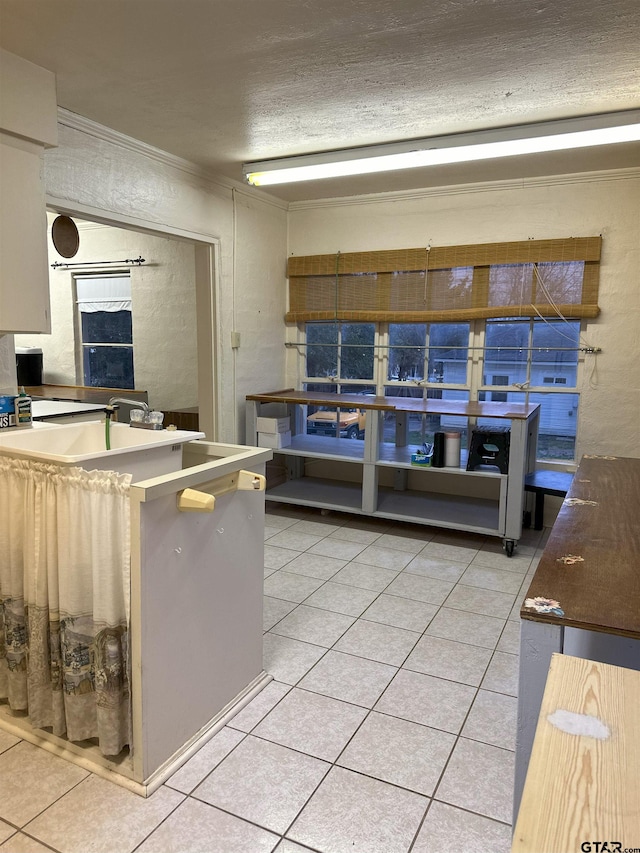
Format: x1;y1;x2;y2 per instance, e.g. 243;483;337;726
286;237;601;323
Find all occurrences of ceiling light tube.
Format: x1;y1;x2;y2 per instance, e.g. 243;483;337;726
243;110;640;186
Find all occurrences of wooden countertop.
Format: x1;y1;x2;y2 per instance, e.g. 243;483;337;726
25;384;148;404
521;455;640;639
512;653;640;852
247;389;540;420
247;389;396;411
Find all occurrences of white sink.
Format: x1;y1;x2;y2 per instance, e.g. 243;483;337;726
0;421;205;482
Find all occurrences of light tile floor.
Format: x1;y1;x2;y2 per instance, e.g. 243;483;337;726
0;503;549;853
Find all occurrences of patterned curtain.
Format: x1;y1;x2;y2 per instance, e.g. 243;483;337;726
0;458;131;756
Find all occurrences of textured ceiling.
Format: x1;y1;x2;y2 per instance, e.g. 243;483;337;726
1;0;639;201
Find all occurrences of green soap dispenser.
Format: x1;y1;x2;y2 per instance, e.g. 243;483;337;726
15;387;33;426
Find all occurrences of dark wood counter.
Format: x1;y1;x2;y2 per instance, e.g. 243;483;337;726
521;455;640;639
25;384;148;404
514;454;640;824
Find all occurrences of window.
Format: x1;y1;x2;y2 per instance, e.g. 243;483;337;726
303;317;582;461
291;238;600;462
75;274;134;388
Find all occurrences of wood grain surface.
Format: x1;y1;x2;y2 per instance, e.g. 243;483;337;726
520;456;640;637
513;653;640;852
246;389;539;419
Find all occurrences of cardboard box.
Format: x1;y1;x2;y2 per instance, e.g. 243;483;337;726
256;416;291;434
0;395;17;430
411;452;432;467
258;430;292;449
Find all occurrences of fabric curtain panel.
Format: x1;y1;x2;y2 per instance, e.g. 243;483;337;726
0;458;132;757
75;274;132;313
286;237;601;323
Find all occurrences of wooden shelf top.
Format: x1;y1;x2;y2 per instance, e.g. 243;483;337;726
521;455;640;638
26;384;148;405
247;389;395;410
247;389;540;420
512;653;640;852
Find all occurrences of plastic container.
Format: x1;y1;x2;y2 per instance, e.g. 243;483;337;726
444;431;461;468
432;432;445;467
15;347;43;387
15;387;32;426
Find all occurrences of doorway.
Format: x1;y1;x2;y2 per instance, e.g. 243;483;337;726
15;207;220;439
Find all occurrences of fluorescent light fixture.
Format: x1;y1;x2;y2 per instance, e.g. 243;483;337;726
243;110;640;186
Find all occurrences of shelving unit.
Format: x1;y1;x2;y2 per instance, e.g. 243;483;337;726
246;390;540;554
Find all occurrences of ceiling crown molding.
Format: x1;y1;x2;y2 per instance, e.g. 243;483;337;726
55;108;288;210
288;166;640;210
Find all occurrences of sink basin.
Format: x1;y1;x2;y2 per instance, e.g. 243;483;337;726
0;421;205;482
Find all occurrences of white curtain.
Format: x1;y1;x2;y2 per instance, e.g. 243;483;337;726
0;457;132;756
75;274;132;313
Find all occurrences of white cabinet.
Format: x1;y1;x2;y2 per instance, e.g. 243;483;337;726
247;391;540;554
0;135;51;333
0;49;57;334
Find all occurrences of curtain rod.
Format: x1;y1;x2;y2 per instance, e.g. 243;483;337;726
285;342;601;354
51;256;145;269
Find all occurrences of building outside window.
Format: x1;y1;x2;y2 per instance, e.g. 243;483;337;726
75;274;134;388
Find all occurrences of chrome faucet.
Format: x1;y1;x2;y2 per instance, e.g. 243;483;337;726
107;397;150;418
106;396;166;430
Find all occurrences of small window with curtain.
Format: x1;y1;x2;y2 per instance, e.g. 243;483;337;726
75;273;134;388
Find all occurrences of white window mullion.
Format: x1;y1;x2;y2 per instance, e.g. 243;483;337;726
375;324;389;394
469;320;485;401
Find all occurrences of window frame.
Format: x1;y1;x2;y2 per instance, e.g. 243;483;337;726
74;272;135;389
301;317;583;462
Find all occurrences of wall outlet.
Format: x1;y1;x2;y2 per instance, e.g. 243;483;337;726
231;331;241;348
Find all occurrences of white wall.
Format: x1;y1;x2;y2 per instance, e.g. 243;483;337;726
287;170;640;460
0;335;15;394
41;115;288;441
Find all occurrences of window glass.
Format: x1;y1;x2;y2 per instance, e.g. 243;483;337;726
341;323;375;380
83;345;134;388
478;389;579;460
428;323;469;384
81;311;132;344
531;319;579;388
306;322;338;378
484;319;529;385
76;273;134;388
305;316;580;462
303;382;373;439
530;391;579;460
382;387;469;445
388;323;426;381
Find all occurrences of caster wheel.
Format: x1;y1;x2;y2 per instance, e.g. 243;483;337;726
504;540;515;558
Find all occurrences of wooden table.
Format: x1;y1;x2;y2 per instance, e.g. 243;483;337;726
513;653;640;852
514;455;640;823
